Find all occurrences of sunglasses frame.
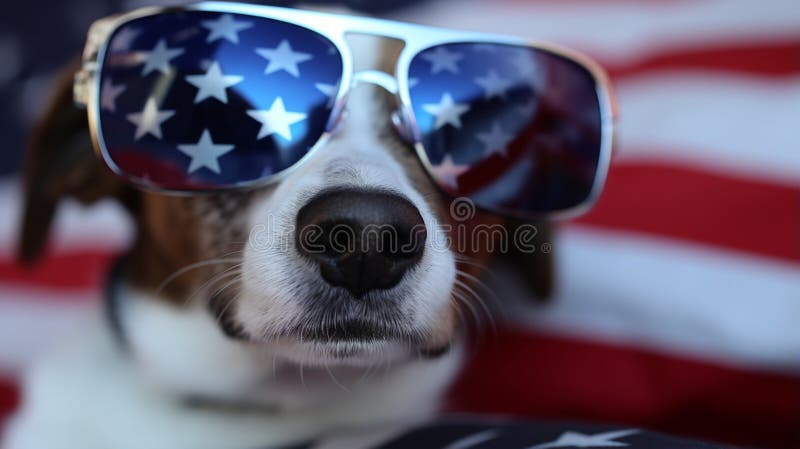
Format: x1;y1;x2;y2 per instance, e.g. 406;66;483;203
74;1;617;220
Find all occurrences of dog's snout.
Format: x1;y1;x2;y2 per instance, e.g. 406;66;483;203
295;189;427;298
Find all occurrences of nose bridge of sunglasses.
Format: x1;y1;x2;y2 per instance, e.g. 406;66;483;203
326;69;414;143
351;70;398;94
325;35;412;140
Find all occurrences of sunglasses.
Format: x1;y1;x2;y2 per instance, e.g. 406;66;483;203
74;1;616;219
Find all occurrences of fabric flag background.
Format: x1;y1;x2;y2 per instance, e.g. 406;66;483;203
0;0;798;448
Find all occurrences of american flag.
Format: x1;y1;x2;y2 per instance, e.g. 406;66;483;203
1;1;799;448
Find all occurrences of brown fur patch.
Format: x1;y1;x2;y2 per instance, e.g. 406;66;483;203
125;190;258;306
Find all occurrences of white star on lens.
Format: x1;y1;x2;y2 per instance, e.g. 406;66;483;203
255;40;313;77
126;97;175;140
176;129;235;174
420;46;463;75
110;27;141;52
247;97;307;141
530;429;639;449
477;122;514;157
422;93;470;129
408;77;420;89
100;79;126;112
141;39;184;76
432;154;469;189
314;82;337;108
201;14;253;44
474;69;513;100
184;62;243;104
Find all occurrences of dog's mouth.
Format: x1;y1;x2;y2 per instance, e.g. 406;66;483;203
229;313;450;365
213;277;456;364
274;319;448;364
291;319;417;343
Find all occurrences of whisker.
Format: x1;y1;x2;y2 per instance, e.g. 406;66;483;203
299;363;307;390
157;257;243;296
453;279;497;336
182;266;242;307
209;278;243;321
358;358;378;384
450;300;469;330
451;288;483;329
448;295;480;349
325;364;351;393
455;269;505;317
452;255;497;278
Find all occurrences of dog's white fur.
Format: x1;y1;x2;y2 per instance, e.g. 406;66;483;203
5;36;462;449
5;289;461;449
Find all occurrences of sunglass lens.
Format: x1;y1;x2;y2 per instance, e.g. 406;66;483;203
98;11;343;190
408;43;604;215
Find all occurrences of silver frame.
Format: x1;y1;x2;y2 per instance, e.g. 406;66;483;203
75;1;618;221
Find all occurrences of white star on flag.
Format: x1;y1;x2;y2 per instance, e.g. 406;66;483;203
141;39;184;76
530;429;639;449
100;78;126;112
126;98;175;140
177;129;235;174
184;62;243;104
247;97;308;141
110;27;141;52
432;154;470;189
314;82;337;108
477;122;515;157
423;93;471;129
474;69;513;100
420;46;463;75
201;14;253;44
255;39;313;78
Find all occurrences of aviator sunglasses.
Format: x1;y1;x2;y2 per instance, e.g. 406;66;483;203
74;2;617;219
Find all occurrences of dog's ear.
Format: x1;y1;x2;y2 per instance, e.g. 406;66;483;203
18;58;131;265
451;211;555;302
505;220;555;301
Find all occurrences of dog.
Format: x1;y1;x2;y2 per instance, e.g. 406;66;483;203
3;14;555;448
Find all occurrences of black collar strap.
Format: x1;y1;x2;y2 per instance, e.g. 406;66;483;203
104;256;129;351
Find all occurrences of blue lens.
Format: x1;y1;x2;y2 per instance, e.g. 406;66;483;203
408;43;603;215
98;11;343;190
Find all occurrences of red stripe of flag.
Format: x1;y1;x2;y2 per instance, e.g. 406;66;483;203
0;378;19;436
575;160;800;262
606;39;800;80
447;328;800;449
0;163;796;291
0;251;114;293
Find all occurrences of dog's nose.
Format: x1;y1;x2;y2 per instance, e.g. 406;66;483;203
295;189;427;298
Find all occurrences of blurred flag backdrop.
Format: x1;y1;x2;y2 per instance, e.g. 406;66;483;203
0;1;798;448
